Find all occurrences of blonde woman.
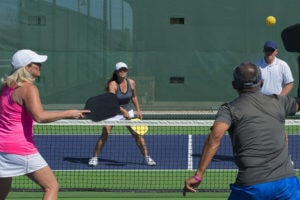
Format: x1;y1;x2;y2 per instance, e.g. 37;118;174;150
0;49;89;200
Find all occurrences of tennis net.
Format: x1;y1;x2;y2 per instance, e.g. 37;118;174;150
12;119;300;192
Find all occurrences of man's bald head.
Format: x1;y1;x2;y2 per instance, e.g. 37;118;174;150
233;62;262;91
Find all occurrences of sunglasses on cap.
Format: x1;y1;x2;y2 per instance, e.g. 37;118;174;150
117;67;128;72
31;62;42;67
264;47;275;53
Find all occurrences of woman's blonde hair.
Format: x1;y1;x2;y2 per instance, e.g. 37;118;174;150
1;66;35;88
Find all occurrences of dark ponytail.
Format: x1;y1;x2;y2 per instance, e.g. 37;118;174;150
105;70;118;92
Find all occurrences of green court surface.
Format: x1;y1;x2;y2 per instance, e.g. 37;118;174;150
7;192;229;200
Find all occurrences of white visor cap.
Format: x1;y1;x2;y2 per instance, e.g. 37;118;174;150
115;62;128;71
11;49;47;69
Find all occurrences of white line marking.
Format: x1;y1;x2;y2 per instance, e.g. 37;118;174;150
187;134;193;170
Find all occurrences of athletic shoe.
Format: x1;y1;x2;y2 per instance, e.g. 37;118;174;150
290;155;295;166
144;156;156;166
88;157;98;166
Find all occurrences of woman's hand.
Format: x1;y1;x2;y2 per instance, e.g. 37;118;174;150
122;110;130;119
136;110;143;119
68;110;90;119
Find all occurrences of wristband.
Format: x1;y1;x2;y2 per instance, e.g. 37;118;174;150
193;175;202;182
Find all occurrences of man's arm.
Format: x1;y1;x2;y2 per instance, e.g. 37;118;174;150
280;82;293;96
184;121;229;193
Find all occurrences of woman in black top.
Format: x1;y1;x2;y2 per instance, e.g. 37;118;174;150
88;62;156;166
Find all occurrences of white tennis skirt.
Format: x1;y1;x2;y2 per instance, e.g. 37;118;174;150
0;152;48;177
104;109;134;121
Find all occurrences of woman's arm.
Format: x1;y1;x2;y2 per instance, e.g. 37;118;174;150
15;82;89;123
129;79;142;119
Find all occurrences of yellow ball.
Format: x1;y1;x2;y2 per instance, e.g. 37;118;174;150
266;16;276;26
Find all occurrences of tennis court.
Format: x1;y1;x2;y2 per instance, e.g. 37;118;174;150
8;119;300;199
37;134;235;170
1;1;300;199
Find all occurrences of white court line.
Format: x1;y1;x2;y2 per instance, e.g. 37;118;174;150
187;134;193;170
52;169;300;172
53;169;239;172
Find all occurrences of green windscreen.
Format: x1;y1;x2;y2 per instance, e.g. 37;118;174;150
0;0;299;110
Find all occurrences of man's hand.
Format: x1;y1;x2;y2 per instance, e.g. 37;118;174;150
183;176;202;196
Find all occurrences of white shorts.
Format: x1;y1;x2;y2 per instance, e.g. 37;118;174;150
103;109;134;121
0;152;48;177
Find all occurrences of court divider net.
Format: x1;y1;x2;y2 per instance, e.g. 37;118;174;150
11;119;300;192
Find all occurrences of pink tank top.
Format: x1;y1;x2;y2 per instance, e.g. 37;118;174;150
0;86;37;155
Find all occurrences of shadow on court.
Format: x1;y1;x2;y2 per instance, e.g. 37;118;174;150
63;157;145;166
192;154;235;163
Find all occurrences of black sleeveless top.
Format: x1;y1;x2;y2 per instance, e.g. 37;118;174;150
115;79;132;112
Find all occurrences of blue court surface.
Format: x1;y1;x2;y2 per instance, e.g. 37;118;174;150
35;135;300;170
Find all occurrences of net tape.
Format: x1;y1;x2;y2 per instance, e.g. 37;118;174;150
34;119;300;126
34;119;214;126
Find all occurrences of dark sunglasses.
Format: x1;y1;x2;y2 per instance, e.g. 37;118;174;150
263;48;275;53
31;62;42;67
118;67;128;72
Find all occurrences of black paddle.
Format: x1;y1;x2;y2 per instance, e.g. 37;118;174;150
281;23;300;53
84;93;120;121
